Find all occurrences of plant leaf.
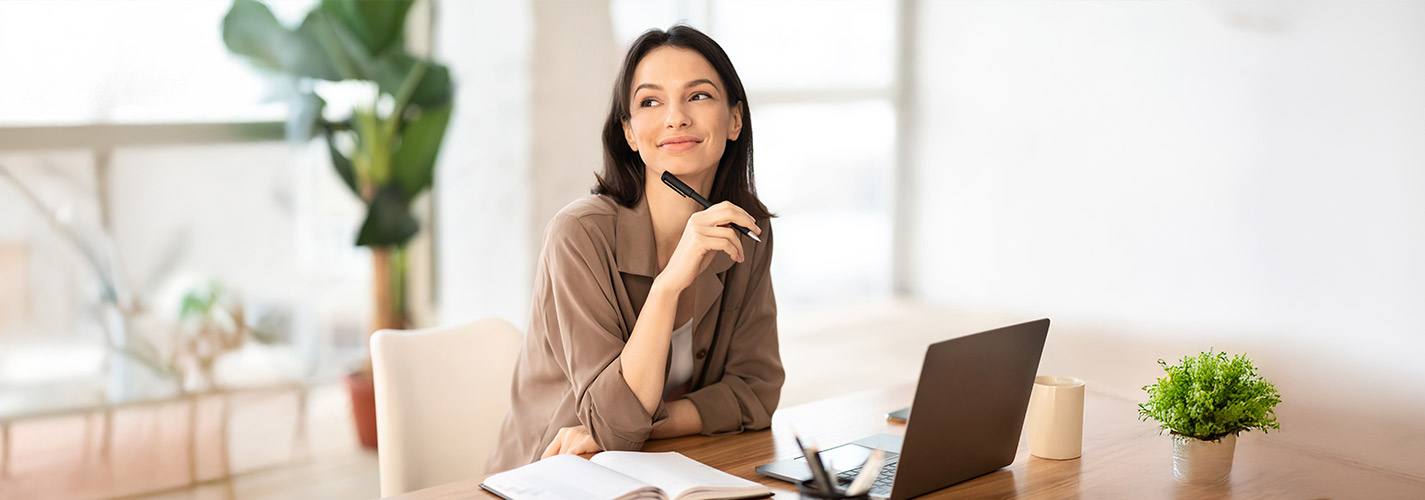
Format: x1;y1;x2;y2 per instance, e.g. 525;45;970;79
391;103;451;200
1139;350;1281;439
298;8;378;81
372;51;453;107
323;123;360;197
355;185;419;247
411;61;452;107
223;0;344;81
180;291;207;319
221;0;289;72
320;0;414;56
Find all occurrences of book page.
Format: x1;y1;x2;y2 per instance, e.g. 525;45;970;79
482;455;664;500
591;451;769;500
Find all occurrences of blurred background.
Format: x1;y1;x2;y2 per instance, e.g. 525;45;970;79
0;0;1421;498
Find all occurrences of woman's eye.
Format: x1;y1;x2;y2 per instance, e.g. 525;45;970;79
639;98;659;108
690;92;712;101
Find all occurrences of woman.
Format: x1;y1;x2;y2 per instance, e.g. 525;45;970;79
486;25;782;473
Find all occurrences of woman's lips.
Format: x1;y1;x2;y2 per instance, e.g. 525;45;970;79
658;136;702;152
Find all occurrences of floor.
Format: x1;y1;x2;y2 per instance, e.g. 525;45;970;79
0;383;378;500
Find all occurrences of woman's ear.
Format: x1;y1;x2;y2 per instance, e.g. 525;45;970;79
727;101;744;142
623;120;638;152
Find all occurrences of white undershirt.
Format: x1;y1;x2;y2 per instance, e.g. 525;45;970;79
662;319;695;400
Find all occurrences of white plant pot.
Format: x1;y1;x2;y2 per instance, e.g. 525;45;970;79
1171;432;1236;484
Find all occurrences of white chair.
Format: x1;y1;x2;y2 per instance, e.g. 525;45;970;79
371;318;523;497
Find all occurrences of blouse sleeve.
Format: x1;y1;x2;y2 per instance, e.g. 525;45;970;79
535;213;670;451
683;221;784;435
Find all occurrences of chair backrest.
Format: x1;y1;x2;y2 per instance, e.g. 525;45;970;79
371;317;523;497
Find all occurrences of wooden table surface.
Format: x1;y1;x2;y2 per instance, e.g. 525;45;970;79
391;384;1425;499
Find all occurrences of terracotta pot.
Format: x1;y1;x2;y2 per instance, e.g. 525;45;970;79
346;371;378;449
1171;432;1235;484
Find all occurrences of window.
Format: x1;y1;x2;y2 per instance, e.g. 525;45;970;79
0;0;375;407
0;0;320;125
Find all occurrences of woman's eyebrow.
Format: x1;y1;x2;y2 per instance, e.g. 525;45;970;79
685;78;719;91
634;79;720;94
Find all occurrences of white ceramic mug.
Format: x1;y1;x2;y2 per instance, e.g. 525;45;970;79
1026;375;1085;460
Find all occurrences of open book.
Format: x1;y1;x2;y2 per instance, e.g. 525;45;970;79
480;451;771;500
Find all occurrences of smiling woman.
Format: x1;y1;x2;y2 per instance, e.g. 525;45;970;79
595;26;770;222
485;25;783;474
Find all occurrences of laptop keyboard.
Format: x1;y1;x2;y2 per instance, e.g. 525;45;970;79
835;454;900;496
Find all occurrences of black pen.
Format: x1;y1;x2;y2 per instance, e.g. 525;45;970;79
790;429;837;496
660;171;761;242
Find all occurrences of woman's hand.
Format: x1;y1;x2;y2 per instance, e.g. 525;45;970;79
541;425;603;459
654;201;762;294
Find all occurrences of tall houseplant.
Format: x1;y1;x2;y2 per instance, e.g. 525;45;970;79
1139;350;1282;484
221;0;453;448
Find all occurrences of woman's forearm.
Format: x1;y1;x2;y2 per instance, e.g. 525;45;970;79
649;398;703;439
622;282;681;416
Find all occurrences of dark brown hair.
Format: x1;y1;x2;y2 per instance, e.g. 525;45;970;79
594;25;772;221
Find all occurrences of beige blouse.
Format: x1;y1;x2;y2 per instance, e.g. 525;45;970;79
485;194;784;473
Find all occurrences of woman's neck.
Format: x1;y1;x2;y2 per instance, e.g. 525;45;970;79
646;169;715;270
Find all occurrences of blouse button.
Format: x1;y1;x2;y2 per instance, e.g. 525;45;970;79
696;349;707;360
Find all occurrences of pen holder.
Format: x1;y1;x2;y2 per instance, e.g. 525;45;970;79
796;479;870;500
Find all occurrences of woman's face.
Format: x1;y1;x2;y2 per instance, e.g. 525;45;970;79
623;46;743;181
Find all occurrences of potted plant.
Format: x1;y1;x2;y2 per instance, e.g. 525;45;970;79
175;280;285;392
220;0;453;449
1138;350;1282;484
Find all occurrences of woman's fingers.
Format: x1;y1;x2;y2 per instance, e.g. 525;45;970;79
657;201;761;292
571;433;599;455
695;225;743;262
540;426;602;458
695;202;761;237
716;201;761;236
540;428;564;459
562;431;577;455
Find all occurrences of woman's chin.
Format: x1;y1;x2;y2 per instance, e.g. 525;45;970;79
651;159;718;179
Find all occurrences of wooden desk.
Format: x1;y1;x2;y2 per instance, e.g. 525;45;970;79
392;384;1425;499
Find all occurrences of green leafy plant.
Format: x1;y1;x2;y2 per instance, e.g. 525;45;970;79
175;281;286;391
221;0;452;332
1139;350;1282;441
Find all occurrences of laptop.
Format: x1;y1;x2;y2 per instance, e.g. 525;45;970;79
756;319;1050;500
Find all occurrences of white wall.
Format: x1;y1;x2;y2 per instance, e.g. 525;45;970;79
909;0;1425;477
433;0;534;329
434;0;616;329
529;0;618;256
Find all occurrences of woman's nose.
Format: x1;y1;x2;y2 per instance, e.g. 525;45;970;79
664;102;690;129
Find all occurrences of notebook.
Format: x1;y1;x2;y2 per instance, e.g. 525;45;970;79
480;451;771;500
